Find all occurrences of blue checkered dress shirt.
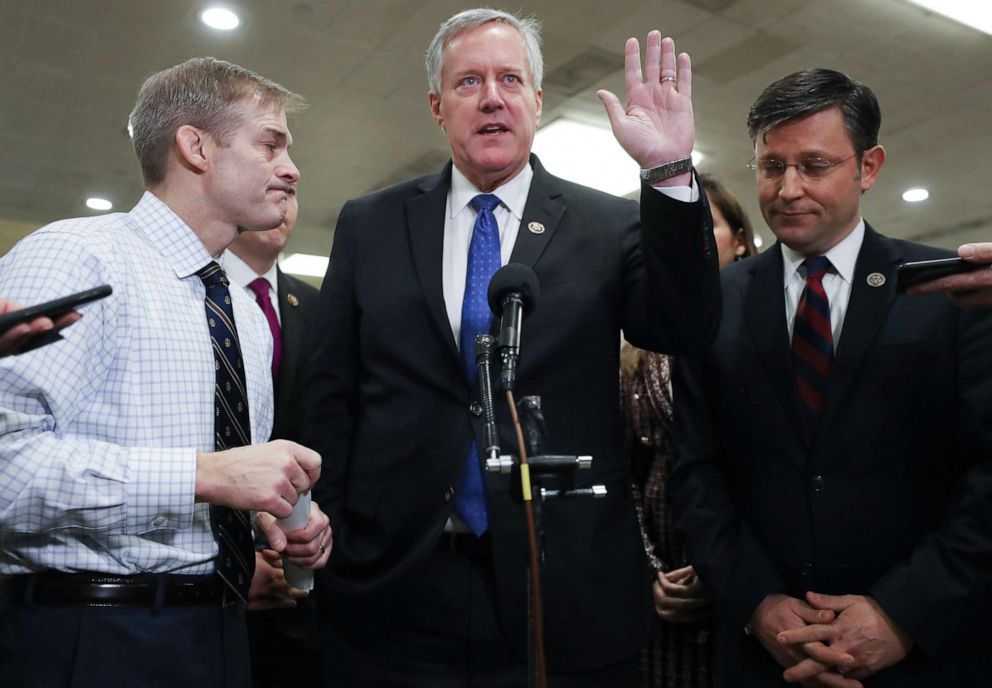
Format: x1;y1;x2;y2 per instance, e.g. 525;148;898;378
0;192;273;575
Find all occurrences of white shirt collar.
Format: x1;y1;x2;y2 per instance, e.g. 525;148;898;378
221;249;278;293
781;218;865;287
449;163;533;221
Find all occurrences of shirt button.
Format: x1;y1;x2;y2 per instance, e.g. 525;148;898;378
469;402;483;417
801;561;815;578
811;475;825;493
443;487;455;503
152;516;167;527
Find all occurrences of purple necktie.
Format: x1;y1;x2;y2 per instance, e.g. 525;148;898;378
248;277;282;380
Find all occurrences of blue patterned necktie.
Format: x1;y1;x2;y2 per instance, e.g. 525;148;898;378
792;256;833;420
197;261;255;602
454;194;502;536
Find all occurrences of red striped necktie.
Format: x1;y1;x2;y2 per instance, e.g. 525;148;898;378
792;256;833;418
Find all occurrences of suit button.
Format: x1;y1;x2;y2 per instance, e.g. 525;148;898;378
443;487;455;503
469;402;483;417
811;475;825;493
801;561;815;578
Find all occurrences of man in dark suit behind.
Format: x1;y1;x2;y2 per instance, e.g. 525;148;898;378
669;68;992;687
303;7;721;686
225;189;323;687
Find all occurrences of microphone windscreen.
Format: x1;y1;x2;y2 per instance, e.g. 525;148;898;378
487;263;540;316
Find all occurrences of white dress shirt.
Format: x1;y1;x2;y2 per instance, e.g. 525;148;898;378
781;219;866;348
0;191;273;575
223;249;282;324
442;164;698;349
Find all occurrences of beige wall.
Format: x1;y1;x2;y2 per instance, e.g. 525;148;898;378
0;218;40;258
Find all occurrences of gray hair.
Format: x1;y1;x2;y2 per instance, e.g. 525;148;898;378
129;57;306;186
425;8;544;95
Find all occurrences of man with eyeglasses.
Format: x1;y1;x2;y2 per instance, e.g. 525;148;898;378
669;68;992;687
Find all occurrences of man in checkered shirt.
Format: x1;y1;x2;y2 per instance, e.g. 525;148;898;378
0;58;331;687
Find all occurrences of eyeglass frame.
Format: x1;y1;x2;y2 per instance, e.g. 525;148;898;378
746;152;859;183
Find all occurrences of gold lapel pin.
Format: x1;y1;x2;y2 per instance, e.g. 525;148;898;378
866;272;885;288
528;221;545;235
287;293;300;307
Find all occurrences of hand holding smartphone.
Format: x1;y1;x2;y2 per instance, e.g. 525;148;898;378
0;285;112;356
895;258;988;293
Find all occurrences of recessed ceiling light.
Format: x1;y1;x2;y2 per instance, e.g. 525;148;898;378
280;253;328;278
902;187;929;203
753;235;764;249
86;198;113;211
201;7;240;31
903;1;992;37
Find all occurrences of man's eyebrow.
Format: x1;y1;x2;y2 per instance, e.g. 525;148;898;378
263;126;292;147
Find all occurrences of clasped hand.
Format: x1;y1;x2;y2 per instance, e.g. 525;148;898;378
750;592;912;687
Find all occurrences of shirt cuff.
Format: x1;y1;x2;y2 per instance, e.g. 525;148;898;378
126;447;198;534
648;175;698;203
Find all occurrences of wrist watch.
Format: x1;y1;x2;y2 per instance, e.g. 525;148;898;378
639;155;693;184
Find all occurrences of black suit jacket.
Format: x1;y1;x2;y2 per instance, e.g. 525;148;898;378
271;268;319;442
670;225;992;687
305;156;720;671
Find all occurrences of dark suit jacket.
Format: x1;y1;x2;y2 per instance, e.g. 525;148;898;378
271;268;319;442
305;156;720;671
246;268;321;686
670;225;992;687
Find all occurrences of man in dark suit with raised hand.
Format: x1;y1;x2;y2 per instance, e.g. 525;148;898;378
669;68;992;687
304;7;720;685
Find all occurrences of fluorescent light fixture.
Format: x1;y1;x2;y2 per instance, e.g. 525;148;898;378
902;187;929;203
903;1;992;36
86;197;113;211
533;119;639;197
280;253;328;278
533;118;702;197
201;7;240;31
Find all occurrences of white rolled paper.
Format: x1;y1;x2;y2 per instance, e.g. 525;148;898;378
277;490;314;592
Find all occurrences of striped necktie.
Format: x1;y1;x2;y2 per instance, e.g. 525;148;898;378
454;193;502;536
792;256;833;418
198;261;255;602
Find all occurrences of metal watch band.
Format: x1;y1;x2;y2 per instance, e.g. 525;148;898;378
639;155;693;184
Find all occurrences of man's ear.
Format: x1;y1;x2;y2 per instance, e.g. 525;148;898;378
174;125;210;173
858;144;885;193
429;91;444;130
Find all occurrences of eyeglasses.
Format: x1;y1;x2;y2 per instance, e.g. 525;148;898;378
746;153;858;182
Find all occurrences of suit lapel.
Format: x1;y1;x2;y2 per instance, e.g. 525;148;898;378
508;156;566;270
820;224;901;430
743;245;808;448
406;164;460;361
274;269;300;416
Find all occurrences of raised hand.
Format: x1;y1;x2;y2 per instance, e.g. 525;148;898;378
597;31;694;179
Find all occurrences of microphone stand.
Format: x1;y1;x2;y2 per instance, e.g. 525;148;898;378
477;333;547;687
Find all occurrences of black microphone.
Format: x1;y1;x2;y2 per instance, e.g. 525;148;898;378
487;263;539;391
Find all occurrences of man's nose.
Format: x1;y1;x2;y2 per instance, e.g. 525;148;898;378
479;80;504;111
278;154;300;184
778;165;804;200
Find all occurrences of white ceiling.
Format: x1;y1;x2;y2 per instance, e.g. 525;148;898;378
2;0;991;263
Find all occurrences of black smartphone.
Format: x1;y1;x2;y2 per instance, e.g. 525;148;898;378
0;285;112;335
895;258;987;292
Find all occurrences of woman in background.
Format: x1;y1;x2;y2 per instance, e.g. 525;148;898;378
622;175;756;688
